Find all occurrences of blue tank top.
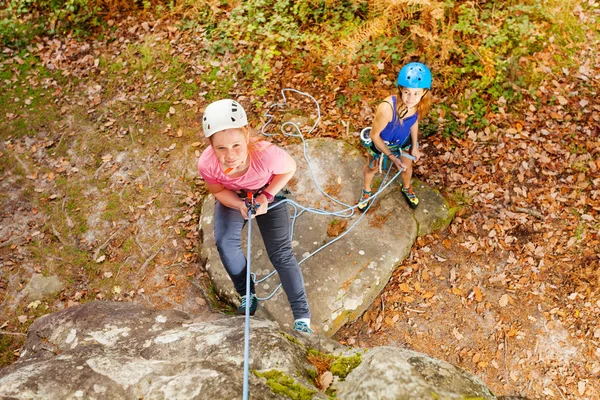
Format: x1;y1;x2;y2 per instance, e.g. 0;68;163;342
379;96;418;146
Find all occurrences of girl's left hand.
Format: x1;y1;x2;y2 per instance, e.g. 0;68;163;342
254;194;269;216
411;147;423;162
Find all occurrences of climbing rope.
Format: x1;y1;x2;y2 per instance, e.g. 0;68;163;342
242;193;258;400
251;88;412;300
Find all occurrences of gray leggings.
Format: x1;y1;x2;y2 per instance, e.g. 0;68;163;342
214;199;310;320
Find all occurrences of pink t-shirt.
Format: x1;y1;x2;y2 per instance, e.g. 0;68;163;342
197;141;288;191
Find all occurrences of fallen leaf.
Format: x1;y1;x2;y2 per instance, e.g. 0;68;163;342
18;315;28;324
556;95;568;106
578;381;586;396
27;300;41;309
399;283;411;293
452;327;463;341
96;255;106;263
473;286;483;302
318;371;333;391
499;294;509;307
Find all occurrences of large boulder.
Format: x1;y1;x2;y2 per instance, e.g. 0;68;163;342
200;138;453;336
0;301;496;400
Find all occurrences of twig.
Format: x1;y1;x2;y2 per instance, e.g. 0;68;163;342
93;225;128;260
94;161;108;179
140;164;152;188
116;99;171;105
503;332;509;384
51;224;65;244
11;153;30;175
55;130;67;152
134;237;149;256
0;331;27;337
515;206;544;220
553;381;567;400
405;308;426;314
139;247;162;277
116;256;133;279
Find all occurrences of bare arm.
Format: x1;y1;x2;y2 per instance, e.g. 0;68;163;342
409;122;423;161
205;182;250;218
254;151;296;214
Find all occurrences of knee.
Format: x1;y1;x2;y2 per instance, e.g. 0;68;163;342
215;233;239;254
364;162;377;174
268;246;295;267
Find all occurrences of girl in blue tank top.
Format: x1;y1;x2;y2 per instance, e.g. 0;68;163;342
357;62;433;210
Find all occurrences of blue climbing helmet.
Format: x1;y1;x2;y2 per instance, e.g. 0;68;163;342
396;62;431;89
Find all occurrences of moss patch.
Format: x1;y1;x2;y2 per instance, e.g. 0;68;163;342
254;369;316;400
280;331;301;346
329;353;362;380
431;205;458;233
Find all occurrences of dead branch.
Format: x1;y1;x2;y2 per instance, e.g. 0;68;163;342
93;225;128;260
0;331;27;337
139;247;162;276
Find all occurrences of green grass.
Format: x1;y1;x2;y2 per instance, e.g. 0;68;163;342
0;56;64;139
0;335;24;368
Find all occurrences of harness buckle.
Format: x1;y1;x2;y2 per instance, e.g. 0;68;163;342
245;192;258;214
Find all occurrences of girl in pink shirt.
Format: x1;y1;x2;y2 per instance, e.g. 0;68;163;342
198;99;312;334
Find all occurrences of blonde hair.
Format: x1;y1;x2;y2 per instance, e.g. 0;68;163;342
415;90;432;121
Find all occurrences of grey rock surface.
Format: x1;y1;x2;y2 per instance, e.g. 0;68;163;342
200;138;453;336
0;301;496;400
22;273;63;301
337;346;496;400
0;301;320;400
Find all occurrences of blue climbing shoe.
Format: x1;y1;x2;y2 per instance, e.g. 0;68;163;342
402;186;419;208
357;189;372;213
237;293;258;316
293;320;313;334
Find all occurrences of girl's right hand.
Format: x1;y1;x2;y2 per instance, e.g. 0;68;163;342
240;202;252;220
390;154;407;171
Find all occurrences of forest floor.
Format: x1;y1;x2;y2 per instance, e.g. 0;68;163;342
1;12;599;400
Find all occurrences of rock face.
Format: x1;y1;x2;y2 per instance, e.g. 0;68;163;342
337;347;496;400
22;274;63;301
200;138;453;336
0;301;496;400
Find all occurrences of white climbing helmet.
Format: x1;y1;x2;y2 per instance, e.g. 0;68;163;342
202;99;248;138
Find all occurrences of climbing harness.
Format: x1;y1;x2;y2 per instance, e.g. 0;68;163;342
360;126;416;174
